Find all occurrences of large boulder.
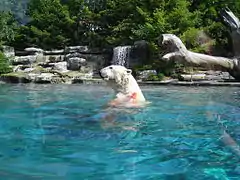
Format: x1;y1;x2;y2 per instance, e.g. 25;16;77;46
130;40;150;67
52;62;68;72
80;54;107;71
67;57;86;71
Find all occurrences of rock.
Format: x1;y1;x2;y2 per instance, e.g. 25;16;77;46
0;73;30;83
205;71;234;81
12;55;37;65
67;57;86;71
13;65;21;72
13;65;32;72
137;70;157;80
65;52;81;59
44;50;64;55
65;46;101;54
179;74;206;81
34;73;56;84
23;68;35;73
46;55;64;63
52;62;68;72
65;46;89;53
24;47;44;54
130;40;150;67
80;54;107;71
82;72;93;79
27;73;40;81
37;62;53;68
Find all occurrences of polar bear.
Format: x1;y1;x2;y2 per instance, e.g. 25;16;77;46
99;65;147;107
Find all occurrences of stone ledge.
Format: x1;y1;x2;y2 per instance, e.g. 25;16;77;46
138;80;240;86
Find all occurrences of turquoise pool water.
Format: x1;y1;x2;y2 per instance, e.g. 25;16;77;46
0;84;239;180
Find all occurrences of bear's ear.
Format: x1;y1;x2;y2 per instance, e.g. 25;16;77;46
126;69;132;74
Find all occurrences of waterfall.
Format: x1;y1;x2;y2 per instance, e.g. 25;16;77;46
111;46;131;67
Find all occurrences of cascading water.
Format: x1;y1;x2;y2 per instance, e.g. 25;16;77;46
111;46;131;67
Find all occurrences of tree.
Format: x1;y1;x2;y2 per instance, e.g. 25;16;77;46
13;0;74;49
0;11;17;46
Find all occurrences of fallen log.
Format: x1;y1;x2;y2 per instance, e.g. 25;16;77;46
158;8;240;81
159;34;240;80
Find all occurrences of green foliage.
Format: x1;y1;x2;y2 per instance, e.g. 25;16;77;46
0;52;12;74
146;72;165;81
12;0;75;49
2;0;240;76
1;0;239;51
180;27;216;53
0;12;17;46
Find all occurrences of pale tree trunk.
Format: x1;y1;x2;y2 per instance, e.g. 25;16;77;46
159;8;240;81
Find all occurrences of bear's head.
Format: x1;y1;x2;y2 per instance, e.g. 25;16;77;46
99;65;132;87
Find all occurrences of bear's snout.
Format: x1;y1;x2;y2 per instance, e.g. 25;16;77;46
99;71;104;79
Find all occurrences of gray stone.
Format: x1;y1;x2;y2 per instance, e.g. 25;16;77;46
65;46;101;54
13;65;22;72
130;40;150;67
65;52;81;59
34;73;56;83
45;55;64;63
13;65;32;72
67;57;86;71
83;72;93;79
44;49;64;55
65;46;89;53
52;62;68;72
80;54;107;71
23;68;35;73
13;55;37;65
137;70;157;80
24;47;44;54
180;74;206;81
27;73;39;81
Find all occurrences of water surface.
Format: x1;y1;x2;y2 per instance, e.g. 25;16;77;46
0;84;239;179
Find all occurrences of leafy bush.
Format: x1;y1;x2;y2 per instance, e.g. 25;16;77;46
0;52;12;74
157;73;164;81
146;72;165;81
